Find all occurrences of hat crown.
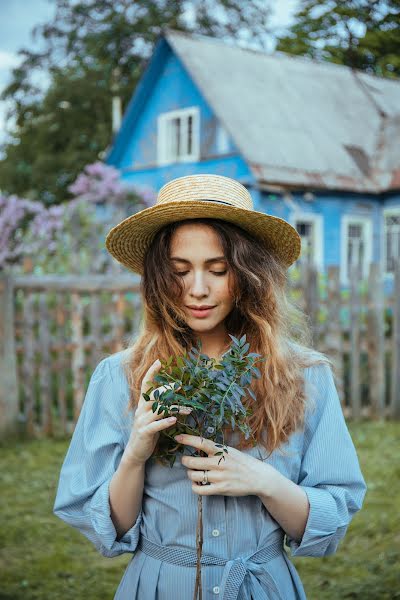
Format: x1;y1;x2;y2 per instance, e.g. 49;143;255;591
156;174;253;210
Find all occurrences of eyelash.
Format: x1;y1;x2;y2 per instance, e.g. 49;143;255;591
174;270;228;277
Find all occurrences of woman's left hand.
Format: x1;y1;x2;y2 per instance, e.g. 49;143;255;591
175;433;273;496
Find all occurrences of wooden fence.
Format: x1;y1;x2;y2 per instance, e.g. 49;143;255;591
1;262;399;438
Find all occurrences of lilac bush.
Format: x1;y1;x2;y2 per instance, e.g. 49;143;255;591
68;161;127;204
0;195;57;270
1;162;155;274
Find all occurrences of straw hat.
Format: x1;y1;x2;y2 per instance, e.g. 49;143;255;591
105;174;301;275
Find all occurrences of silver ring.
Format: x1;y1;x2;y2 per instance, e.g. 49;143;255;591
201;470;209;485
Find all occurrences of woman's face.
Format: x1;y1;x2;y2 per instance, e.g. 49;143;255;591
169;223;235;338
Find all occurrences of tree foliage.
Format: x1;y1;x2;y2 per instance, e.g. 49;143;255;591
276;0;400;77
0;0;272;204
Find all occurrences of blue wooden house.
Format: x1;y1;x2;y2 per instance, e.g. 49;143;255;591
106;29;400;290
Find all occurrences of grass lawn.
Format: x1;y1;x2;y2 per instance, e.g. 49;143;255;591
1;421;398;600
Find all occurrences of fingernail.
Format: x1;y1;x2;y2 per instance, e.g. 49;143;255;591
174;435;183;441
168;416;176;422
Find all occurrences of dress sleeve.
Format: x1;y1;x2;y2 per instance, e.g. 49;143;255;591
53;356;143;558
285;363;367;558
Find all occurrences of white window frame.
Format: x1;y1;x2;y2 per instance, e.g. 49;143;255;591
383;207;400;277
289;212;324;271
340;215;373;285
157;106;200;166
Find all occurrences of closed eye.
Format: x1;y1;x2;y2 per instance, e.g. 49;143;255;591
174;270;227;276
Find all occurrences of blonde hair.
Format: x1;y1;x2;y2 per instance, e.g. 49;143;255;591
122;218;331;461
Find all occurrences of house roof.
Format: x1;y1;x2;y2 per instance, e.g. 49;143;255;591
164;29;400;193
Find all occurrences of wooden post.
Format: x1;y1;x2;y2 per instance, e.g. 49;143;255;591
391;261;400;418
325;266;345;407
71;292;85;421
366;263;386;418
349;263;361;419
0;274;19;436
39;291;52;436
55;291;68;435
22;291;36;435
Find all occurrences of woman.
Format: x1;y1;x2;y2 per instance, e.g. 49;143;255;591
53;174;367;599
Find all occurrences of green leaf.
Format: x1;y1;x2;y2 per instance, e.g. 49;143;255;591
247;388;257;401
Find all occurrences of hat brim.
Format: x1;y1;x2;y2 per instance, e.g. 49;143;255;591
105;200;301;275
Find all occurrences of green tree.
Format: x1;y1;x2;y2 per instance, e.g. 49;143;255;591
276;0;400;77
0;0;272;204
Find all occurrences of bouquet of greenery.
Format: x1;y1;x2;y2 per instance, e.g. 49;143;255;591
142;333;265;600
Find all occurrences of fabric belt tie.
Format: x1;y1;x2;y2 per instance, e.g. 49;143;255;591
137;528;285;600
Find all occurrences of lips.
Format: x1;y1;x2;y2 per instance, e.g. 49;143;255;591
187;306;215;318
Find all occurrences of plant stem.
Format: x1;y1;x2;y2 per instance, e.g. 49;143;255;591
193;487;203;600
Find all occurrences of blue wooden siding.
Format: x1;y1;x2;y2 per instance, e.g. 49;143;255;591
108;44;253;192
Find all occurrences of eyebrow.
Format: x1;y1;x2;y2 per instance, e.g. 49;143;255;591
170;256;227;264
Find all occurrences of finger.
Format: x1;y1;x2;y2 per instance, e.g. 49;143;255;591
174;434;216;454
181;455;218;470
145;403;192;422
139;360;162;404
146;414;180;434
191;481;217;495
186;469;219;484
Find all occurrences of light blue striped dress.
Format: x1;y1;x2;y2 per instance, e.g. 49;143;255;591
53;350;367;599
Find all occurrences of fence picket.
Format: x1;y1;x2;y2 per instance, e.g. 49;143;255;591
366;263;386;418
71;292;85;421
391;262;400;419
349;263;362;419
325;266;344;407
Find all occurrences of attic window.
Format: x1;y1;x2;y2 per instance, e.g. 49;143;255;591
157;107;200;165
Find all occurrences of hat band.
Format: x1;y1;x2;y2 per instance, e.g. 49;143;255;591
199;198;234;207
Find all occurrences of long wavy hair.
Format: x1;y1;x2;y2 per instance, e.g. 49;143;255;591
121;217;331;460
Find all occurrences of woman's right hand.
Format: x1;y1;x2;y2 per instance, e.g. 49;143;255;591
123;359;192;467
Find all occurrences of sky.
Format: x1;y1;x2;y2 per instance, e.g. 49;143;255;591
0;0;299;145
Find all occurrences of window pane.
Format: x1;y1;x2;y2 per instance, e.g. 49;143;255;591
175;118;181;157
187;115;193;155
347;223;363;278
296;221;313;264
385;214;400;273
349;224;362;238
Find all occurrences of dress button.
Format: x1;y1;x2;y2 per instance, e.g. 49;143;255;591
213;586;220;594
212;529;220;537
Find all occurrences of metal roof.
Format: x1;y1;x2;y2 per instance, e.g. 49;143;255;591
166;30;400;193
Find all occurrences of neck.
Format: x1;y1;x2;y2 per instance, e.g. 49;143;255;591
195;331;231;360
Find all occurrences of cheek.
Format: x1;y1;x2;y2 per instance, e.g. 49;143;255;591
215;288;232;306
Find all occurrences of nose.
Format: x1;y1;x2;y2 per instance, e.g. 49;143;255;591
189;271;209;297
